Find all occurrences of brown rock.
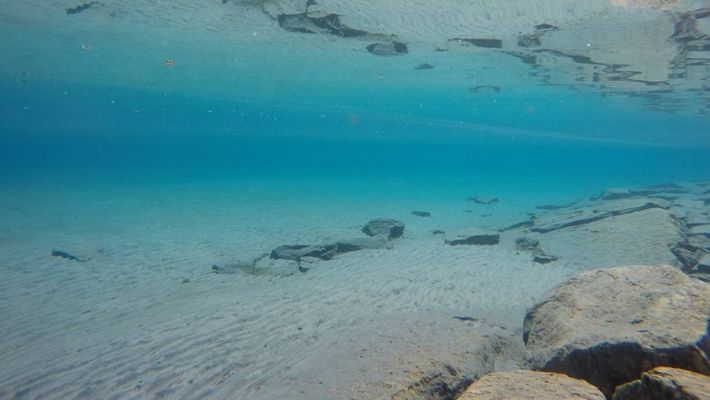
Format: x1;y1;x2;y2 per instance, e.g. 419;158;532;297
524;265;710;397
459;370;605;400
613;367;710;400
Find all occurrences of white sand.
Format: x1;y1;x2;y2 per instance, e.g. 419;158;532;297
0;175;592;399
2;174;702;398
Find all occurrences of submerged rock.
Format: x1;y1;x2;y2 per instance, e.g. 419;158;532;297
601;187;633;200
332;236;390;253
270;244;334;261
612;367;710;400
515;237;557;264
460;370;605;400
51;249;88;262
445;231;500;246
467;196;499;205
524;265;710;397
362;218;405;239
515;237;540;251
270;236;390;262
531;199;670;233
533;254;558;264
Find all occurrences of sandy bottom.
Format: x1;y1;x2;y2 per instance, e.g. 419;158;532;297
0;174;680;399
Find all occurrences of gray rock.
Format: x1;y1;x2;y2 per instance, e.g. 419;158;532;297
460;370;605;400
362;218;405;239
445;231;500;246
515;237;557;264
332;236;390;253
515;237;540;251
270;236;390;262
270;244;334;261
612;367;710;400
524;265;710;397
601;188;632;200
533;254;558;264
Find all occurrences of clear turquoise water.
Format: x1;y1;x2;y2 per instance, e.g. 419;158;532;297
1;82;709;190
1;2;710;398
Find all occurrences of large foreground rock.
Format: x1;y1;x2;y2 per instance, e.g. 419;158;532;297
524;265;710;397
459;370;605;400
613;367;710;400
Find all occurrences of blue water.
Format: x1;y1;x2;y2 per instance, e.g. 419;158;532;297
2;82;709;189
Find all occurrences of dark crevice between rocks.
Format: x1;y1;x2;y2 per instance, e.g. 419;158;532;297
539;342;710;399
670;214;710;281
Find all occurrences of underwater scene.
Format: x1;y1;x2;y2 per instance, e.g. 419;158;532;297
1;1;710;399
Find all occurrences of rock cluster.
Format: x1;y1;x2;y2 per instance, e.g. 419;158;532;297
458;265;710;399
523;265;710;397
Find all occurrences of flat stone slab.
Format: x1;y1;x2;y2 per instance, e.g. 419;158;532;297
613;367;710;400
460;370;605;400
531;199;670;234
444;231;500;246
524;265;710;397
270;236;390;261
539;208;682;269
